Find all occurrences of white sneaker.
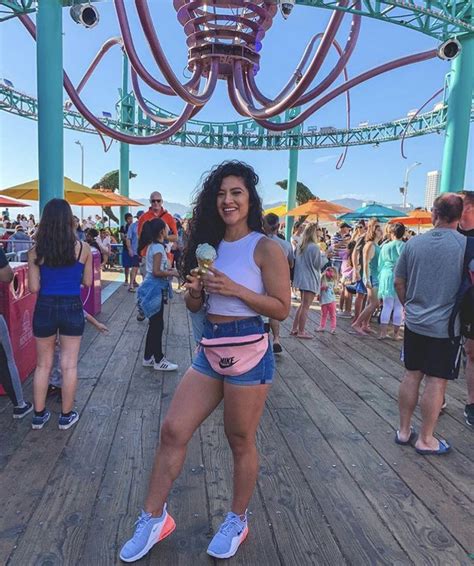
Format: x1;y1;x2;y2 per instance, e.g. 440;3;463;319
154;358;178;372
142;357;155;368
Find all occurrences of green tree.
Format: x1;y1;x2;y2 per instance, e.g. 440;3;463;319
275;180;315;206
92;169;137;224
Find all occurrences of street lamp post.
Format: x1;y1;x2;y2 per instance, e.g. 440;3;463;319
402;162;421;209
75;140;84;221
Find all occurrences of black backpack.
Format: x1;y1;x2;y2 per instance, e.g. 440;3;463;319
449;237;474;339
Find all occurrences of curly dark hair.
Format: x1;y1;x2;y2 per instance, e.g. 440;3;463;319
180;161;264;278
35;199;77;267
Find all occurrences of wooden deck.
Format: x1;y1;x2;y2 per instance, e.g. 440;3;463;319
0;286;472;566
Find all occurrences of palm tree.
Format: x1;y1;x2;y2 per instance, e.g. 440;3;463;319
92;169;137;224
275;180;315;206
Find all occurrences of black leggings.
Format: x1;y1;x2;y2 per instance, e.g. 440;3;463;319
0;343;21;406
144;302;165;363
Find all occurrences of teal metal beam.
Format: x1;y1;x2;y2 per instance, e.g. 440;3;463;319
440;33;474;193
294;0;474;40
119;52;130;225
285;148;299;241
3;85;472;150
37;0;64;214
1;0;473;39
285;107;302;241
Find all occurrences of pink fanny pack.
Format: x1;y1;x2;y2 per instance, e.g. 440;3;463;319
199;333;269;376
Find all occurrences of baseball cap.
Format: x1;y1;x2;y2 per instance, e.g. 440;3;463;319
136;210;145;219
340;222;352;229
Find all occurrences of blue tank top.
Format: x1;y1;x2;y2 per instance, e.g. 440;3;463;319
39;243;85;296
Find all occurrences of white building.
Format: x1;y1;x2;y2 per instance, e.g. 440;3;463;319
424;171;441;210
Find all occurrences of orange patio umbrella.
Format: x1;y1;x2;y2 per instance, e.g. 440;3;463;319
286;198;352;218
389;209;432;227
81;189;142;207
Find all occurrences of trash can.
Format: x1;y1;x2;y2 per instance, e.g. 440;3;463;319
0;262;37;393
81;248;101;316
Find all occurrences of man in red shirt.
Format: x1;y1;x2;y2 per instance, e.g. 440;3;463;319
138;191;178;260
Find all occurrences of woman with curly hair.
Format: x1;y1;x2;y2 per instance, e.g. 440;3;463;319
27;199;92;430
120;161;290;562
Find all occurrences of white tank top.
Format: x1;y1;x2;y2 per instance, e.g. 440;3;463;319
207;231;266;317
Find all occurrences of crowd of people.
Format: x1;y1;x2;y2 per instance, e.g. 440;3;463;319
0;161;473;563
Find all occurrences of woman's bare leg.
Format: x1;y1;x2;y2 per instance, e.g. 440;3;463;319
144;369;224;516
33;335;56;412
224;382;271;515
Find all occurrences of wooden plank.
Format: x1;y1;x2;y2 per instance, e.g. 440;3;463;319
278;336;473;558
257;412;352;564
4;301;142;564
283;329;474;498
312;329;473;459
313;307;468;404
199;405;282;566
140;295;214;565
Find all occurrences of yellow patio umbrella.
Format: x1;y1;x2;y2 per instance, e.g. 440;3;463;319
0;177;124;206
287;198;352;217
264;204;287;217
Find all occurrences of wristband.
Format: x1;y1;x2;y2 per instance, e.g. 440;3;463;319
188;290;202;300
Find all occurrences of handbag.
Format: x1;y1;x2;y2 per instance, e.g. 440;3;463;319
199;334;269;376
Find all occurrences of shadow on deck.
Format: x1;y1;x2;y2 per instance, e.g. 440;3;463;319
0;286;472;565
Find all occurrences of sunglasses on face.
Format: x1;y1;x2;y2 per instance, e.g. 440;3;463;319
151;199;162;204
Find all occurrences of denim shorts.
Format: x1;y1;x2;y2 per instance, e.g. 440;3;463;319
33;295;85;338
192;316;275;386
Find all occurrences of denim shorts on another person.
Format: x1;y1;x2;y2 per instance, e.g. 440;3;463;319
33;295;85;338
192;316;274;386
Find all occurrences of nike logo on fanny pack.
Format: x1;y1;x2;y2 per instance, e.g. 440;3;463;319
219;357;238;369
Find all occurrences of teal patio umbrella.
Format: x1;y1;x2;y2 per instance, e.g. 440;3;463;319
338;203;408;223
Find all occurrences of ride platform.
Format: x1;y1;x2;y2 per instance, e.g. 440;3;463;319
0;285;472;565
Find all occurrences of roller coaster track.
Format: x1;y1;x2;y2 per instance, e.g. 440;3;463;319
1;84;473;150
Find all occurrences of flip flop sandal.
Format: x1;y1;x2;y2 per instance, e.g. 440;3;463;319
415;439;451;456
395;428;417;446
297;333;314;340
290;330;298;336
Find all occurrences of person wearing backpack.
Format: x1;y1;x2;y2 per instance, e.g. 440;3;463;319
457;191;474;427
394;194;465;455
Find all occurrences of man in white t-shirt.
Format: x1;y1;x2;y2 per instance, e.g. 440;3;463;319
264;213;294;353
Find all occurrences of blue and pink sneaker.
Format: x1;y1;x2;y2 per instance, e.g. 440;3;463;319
207;512;248;559
119;505;176;563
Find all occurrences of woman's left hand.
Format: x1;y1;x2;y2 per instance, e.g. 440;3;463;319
202;267;242;297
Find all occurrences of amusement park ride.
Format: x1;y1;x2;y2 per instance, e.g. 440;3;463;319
0;0;473;231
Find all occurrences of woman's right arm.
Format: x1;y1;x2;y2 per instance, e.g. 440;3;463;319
27;247;40;293
82;243;93;287
184;271;204;313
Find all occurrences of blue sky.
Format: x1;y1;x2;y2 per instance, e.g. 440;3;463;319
0;2;473;210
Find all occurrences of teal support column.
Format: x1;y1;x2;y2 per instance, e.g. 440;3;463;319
119;52;130;225
285;147;299;241
37;0;64;215
285;107;302;241
440;33;474;193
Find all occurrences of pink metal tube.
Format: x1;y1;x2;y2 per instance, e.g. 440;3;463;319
232;0;348;119
247;34;322;106
131;68;203;125
295;10;361;106
135;0;219;105
114;0;203;97
229;49;437;131
19;14;195;145
400;87;444;158
76;37;123;95
247;4;360;108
